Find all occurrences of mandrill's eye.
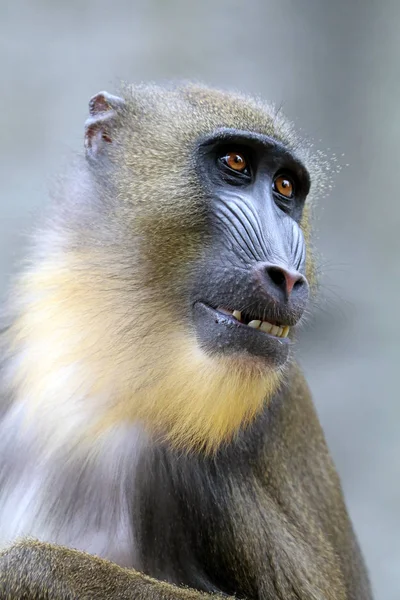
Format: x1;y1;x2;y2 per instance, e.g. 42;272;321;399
221;151;250;175
273;174;295;199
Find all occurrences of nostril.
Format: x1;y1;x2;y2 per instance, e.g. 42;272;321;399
267;267;287;289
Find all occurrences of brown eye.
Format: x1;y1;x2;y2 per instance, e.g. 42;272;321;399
273;174;294;198
223;152;248;173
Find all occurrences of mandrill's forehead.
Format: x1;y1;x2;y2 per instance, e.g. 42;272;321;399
182;85;293;144
120;83;297;153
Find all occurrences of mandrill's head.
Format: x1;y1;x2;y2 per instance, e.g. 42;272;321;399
7;83;325;453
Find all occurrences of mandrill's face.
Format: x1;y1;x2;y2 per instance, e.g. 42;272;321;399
190;128;311;369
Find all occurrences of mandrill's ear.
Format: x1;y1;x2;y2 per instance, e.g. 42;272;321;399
84;91;125;160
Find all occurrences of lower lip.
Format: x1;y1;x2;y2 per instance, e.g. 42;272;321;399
193;302;291;366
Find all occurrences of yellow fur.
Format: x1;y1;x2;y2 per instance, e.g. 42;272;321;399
8;255;280;453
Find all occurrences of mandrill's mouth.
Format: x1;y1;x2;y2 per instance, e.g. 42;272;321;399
217;307;290;338
192;301;295;368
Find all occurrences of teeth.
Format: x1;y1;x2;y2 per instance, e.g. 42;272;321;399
252;317;290;338
217;307;290;338
248;320;262;329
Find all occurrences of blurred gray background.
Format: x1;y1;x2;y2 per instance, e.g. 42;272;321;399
0;0;398;597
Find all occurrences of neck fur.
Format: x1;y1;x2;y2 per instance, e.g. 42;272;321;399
6;255;281;454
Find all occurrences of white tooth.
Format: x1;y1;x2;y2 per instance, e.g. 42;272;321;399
281;326;290;338
276;326;283;337
260;321;273;334
248;320;261;329
270;325;280;336
232;310;242;321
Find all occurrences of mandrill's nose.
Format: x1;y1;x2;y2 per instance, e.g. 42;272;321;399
255;263;309;303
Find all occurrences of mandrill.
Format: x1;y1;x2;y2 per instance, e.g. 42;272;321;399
0;83;372;600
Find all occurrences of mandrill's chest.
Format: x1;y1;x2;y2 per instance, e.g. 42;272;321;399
133;450;347;600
